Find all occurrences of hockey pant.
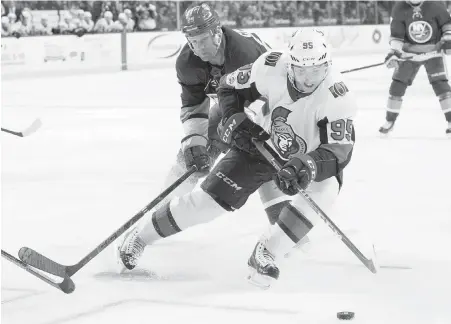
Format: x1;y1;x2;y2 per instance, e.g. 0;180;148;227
143;148;338;257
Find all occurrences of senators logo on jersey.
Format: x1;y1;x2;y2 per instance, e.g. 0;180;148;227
270;107;307;159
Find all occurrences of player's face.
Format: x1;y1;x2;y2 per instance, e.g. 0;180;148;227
291;63;328;93
187;31;219;61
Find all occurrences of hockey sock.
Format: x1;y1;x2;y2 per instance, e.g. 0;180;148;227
438;92;451;121
386;95;402;121
264;204;314;258
139;189;225;245
264;200;292;225
138;201;180;244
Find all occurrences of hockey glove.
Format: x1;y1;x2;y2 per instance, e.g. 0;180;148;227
274;155;317;196
182;135;210;172
218;111;270;155
384;50;403;69
437;33;451;55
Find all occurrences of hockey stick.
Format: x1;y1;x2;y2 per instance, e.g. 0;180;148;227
340;62;385;74
18;165;198;282
1;119;42;137
341;51;441;74
251;139;378;274
2;249;75;294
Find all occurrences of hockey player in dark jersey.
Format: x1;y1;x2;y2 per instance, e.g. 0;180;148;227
118;3;300;271
380;0;451;136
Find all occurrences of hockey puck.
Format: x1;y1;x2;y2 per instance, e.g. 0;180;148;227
337;311;355;320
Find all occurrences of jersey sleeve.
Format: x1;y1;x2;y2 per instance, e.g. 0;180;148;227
389;3;406;51
309;78;357;185
176;56;209;149
436;2;451;36
217;52;278;118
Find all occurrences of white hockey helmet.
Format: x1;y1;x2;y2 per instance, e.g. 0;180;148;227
287;28;331;93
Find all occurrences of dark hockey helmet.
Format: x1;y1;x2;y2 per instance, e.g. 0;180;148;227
181;3;220;37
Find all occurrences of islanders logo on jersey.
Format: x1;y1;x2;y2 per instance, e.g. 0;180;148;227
270;107;307;159
408;21;433;43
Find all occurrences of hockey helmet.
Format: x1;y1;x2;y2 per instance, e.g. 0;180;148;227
181;3;220;37
287;28;331;93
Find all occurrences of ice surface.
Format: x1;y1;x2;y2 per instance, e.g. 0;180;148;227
2;54;451;324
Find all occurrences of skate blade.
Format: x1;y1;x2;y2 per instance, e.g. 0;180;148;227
113;239;130;274
246;267;274;290
379;130;392;137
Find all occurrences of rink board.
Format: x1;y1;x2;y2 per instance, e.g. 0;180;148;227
1;25;389;79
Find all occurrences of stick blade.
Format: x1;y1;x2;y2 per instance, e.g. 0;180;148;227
59;276;76;294
365;244;379;274
21;119;42;137
18;247;68;278
2;250;75;294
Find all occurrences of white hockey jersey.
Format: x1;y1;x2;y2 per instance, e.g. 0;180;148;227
218;50;358;185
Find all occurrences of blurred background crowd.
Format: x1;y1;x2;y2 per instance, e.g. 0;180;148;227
2;1;451;38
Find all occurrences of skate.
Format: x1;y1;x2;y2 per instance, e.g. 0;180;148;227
247;241;280;289
118;227;146;271
446;122;451;137
379;120;395;134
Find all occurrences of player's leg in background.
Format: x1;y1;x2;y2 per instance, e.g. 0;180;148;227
247;177;339;288
379;60;421;134
424;55;451;135
119;148;274;270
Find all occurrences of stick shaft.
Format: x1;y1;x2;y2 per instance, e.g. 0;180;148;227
67;165;197;276
19;165;196;277
340;51;440;74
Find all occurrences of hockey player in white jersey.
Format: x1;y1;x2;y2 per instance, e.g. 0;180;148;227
118;28;357;288
118;4;305;272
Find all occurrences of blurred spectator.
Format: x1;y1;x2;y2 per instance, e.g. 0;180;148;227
93;10;114;32
1;16;10;36
157;5;175;30
137;7;156;31
11;10;34;36
35;17;53;35
312;2;323;26
62;12;73;30
0;0;421;37
57;19;69;34
8;12;17;25
71;17;82;30
110;12;127;32
124;8;135;31
81;11;94;32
